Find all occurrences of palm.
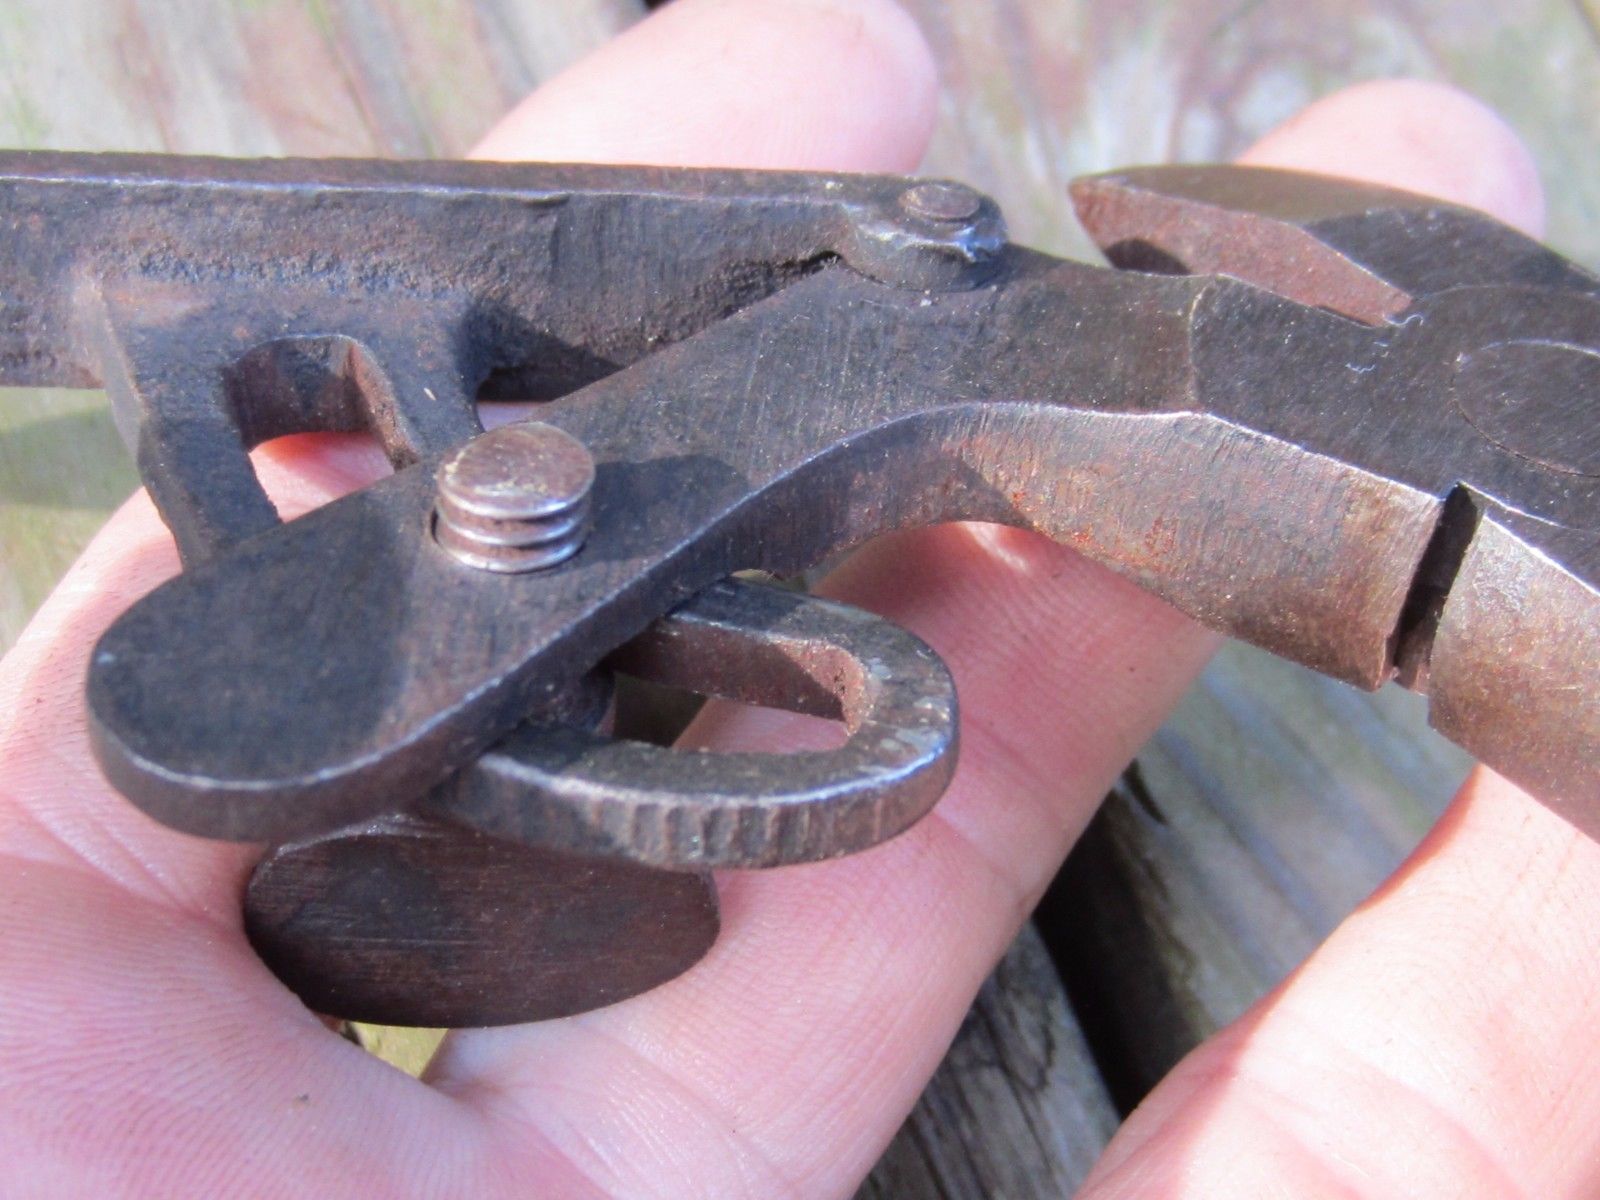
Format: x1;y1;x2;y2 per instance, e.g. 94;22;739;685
3;3;1597;1197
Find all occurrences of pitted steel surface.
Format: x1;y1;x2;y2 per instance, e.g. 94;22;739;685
4;151;1594;1024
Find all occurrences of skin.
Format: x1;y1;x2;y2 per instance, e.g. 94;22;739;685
0;1;1595;1195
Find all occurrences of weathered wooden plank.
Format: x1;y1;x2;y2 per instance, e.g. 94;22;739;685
857;923;1117;1200
0;9;1121;1192
903;0;1600;262
1045;645;1469;1106
1;4;1595;1193
896;0;1591;1123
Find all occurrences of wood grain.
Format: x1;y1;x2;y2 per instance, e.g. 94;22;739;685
0;2;1593;1194
893;0;1590;1126
1044;643;1469;1105
857;924;1117;1199
903;0;1600;263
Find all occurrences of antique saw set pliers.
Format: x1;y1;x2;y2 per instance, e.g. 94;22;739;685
3;152;1596;1027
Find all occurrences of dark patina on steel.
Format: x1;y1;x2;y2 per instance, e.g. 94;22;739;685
246;813;722;1027
1;151;1594;1026
436;577;959;869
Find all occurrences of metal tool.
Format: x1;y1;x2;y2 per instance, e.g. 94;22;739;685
3;151;1594;1026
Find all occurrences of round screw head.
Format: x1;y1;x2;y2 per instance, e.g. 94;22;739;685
898;180;983;225
434;421;595;573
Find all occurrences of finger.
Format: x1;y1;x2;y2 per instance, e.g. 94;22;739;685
1077;84;1600;1200
470;0;935;173
432;536;1215;1195
2;0;946;1195
1239;77;1544;236
0;0;937;908
0;489;251;908
0;432;403;911
1083;769;1600;1199
429;13;1219;1200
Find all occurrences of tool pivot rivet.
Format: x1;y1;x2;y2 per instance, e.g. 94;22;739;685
898;180;983;224
433;421;595;572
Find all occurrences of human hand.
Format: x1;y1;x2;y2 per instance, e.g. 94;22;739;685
2;2;1596;1196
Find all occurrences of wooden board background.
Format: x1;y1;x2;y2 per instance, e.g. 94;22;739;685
1;2;1594;1194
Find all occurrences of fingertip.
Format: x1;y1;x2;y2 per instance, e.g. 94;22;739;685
1240;78;1546;238
471;0;939;172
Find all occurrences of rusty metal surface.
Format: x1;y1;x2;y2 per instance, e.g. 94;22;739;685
3;150;1596;1022
245;813;720;1027
438;577;959;869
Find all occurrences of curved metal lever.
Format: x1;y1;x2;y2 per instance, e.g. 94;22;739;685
27;155;1592;843
242;576;955;1026
429;577;959;869
1071;164;1600;825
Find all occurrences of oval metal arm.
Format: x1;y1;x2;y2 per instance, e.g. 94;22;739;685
429;578;959;869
